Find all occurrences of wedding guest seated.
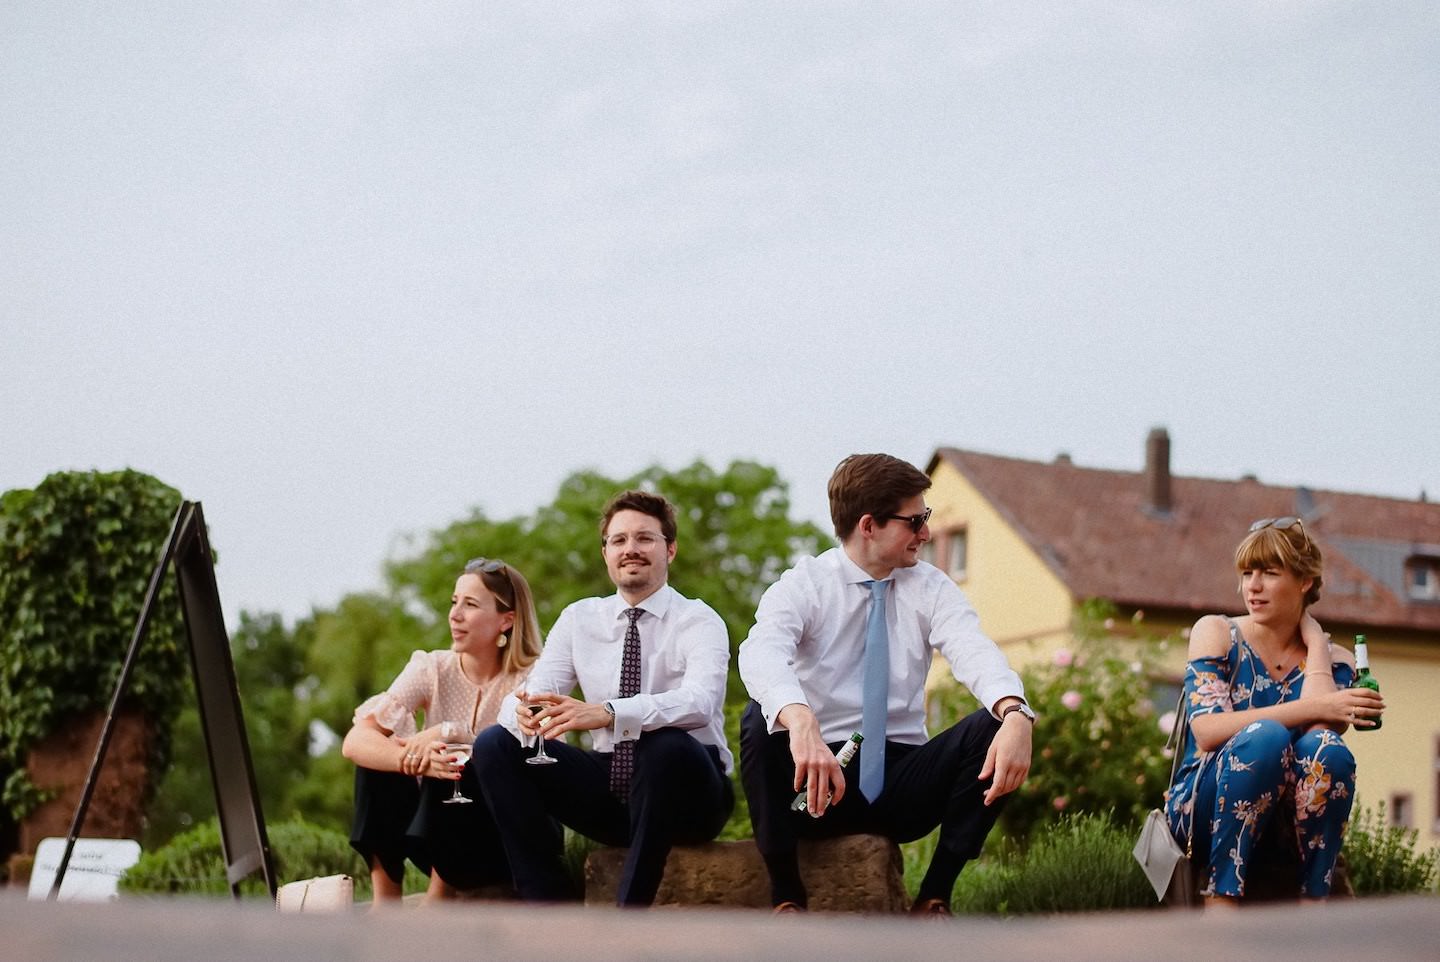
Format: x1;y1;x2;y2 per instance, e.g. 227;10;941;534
472;490;733;907
341;558;544;905
1164;518;1383;905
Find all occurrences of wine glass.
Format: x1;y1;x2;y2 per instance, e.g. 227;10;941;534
525;703;557;766
441;743;473;804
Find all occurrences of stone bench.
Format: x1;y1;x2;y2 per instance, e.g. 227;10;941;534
584;834;907;912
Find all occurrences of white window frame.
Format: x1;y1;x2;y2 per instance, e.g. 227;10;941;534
1408;559;1440;600
946;528;968;581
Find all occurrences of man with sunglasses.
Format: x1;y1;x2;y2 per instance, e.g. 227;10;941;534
739;453;1034;916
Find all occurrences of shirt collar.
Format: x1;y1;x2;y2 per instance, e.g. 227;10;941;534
835;546;893;586
607;583;673;621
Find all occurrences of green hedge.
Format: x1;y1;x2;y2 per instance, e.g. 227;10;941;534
119;817;390;900
926;811;1156;914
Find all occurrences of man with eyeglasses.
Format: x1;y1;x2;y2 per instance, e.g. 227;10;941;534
739;453;1034;916
473;489;733;906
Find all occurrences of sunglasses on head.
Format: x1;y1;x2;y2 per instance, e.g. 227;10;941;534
882;506;932;533
466;557;516;609
1249;517;1303;533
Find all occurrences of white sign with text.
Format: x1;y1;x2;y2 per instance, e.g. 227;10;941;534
27;837;142;902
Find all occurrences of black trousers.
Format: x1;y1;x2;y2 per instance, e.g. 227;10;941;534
739;700;1004;906
473;724;733;906
349;763;515;890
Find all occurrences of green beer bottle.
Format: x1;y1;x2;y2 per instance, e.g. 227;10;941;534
1350;634;1381;731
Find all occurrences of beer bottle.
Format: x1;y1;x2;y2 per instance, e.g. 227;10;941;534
791;732;864;813
1350;634;1381;731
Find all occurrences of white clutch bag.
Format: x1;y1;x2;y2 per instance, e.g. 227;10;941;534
276;874;354;913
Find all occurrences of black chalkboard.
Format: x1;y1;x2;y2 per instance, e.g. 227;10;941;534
49;501;275;900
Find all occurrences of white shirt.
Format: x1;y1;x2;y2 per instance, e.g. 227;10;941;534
739;547;1025;745
499;583;733;773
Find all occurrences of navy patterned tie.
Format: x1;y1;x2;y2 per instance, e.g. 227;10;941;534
609;607;643;800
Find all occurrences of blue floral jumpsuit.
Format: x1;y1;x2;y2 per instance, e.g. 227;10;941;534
1163;617;1356;898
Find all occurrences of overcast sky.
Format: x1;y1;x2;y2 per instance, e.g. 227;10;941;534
4;2;1436;625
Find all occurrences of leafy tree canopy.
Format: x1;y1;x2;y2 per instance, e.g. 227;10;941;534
382;459;831;697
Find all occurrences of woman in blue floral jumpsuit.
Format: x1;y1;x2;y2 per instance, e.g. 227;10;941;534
1164;518;1385;904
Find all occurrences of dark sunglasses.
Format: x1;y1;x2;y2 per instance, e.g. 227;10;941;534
465;557;516;610
882;506;932;533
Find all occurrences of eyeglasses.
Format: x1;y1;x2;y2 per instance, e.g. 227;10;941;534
882;506;932;533
465;557;516;610
602;531;668;550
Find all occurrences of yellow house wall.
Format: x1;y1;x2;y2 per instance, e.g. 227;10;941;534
926;460;1073;670
1342;634;1439;851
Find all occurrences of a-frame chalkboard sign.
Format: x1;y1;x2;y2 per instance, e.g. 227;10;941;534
48;501;275;900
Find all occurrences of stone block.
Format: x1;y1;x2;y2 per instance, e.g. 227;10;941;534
584;834;907;912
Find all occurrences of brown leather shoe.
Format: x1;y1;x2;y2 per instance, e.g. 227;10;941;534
910;897;952;918
772;901;805;915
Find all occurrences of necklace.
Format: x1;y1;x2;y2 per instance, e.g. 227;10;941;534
1252;633;1302;675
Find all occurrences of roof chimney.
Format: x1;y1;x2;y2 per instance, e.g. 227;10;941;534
1145;426;1171;514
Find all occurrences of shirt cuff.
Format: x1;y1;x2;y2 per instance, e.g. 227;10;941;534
609;696;642;743
761;688;811;735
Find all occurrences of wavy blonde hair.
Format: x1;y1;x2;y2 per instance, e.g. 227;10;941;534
463;558;543;672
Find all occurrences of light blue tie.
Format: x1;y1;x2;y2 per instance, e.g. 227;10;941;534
860;579;890;802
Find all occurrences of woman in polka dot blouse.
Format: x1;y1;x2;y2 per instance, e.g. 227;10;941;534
343;557;544;905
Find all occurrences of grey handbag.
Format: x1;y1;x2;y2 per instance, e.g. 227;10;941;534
1133;694;1200;904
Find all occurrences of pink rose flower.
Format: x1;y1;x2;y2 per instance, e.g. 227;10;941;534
1061;690;1083;710
1053;796;1069;811
1053;648;1074;668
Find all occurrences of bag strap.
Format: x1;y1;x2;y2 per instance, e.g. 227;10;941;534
1171;615;1243;859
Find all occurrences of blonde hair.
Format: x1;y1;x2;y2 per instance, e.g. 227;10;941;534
463;559;544;672
1234;523;1324;607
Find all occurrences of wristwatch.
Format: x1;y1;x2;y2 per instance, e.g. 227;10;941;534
1000;701;1036;723
603;701;617;722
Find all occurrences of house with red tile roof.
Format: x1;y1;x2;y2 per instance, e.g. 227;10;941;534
925;428;1439;849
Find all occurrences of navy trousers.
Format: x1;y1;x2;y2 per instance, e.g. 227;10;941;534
739;701;1004;906
349;764;515;889
473;724;733;905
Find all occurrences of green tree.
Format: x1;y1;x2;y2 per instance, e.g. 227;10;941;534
0;470;190;842
385;459;829;655
301;594;427;737
144;612;317;845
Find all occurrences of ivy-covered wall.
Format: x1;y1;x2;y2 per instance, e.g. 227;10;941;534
0;469;190;850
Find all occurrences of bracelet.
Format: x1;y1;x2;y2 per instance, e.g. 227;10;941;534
1303;670;1333;678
